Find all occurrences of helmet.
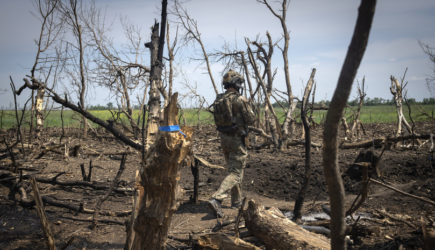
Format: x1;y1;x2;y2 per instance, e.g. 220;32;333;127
222;70;244;90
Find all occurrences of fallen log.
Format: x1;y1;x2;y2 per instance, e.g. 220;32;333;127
243;199;330;250
287;139;322;148
340;134;430;149
34;176;133;194
20;195;131;217
195;233;260;250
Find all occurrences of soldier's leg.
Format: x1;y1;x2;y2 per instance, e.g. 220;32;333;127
212;173;239;201
212;134;247;202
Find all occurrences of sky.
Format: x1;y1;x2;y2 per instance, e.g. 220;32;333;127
1;0;435;109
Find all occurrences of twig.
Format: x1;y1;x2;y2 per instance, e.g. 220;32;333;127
87;159;93;182
370;178;435;206
31;177;57;250
190;157;199;203
3;138;18;173
92;154;127;228
16;195;132;217
375;208;417;229
60;215;124;226
212;219;236;232
60;105;65;144
346;162;370;216
247;126;272;140
125;170;140;250
79;163;86;181
33;175;133;194
234;197;247;238
193;155;224;169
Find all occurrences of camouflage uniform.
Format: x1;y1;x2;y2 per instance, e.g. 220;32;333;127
211;89;254;206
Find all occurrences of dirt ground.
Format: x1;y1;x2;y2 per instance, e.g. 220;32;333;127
0;122;434;249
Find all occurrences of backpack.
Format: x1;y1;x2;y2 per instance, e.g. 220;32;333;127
213;92;238;129
212;92;255;133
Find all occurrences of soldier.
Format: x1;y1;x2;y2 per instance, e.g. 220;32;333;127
208;70;255;218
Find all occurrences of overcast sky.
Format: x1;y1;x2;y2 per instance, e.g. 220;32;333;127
1;0;435;108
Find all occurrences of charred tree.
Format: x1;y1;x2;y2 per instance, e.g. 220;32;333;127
322;1;376;249
144;4;167;150
293;68;316;221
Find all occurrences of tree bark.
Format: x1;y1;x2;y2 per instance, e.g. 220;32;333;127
132;94;192;250
244;199;330;250
322;1;376;249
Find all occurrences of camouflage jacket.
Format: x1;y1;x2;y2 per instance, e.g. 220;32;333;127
212;90;255;135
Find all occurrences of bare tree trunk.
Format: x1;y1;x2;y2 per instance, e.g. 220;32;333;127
350;77;366;140
143;0;168;150
293;68;316;221
240;51;254;100
341;116;351;140
35;86;46;136
132;94;192;250
246;40;280;147
390;75;413;137
260;0;295;147
65;0;88;138
322;1;376;249
166;21;177;103
145;23;163;151
78;25;87;138
29;0;60;139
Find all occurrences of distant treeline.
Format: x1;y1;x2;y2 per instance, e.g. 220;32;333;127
86;102;141;110
271;97;435;108
83;98;435;110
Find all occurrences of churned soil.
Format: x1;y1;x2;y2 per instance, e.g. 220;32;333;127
0;122;433;249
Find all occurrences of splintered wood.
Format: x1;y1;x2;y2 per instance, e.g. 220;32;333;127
196;233;260;250
131;93;192;250
244;199;330;250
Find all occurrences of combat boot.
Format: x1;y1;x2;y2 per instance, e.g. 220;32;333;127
231;199;242;208
207;199;224;218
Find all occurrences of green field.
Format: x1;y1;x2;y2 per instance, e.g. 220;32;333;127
1;104;435;130
275;104;435;124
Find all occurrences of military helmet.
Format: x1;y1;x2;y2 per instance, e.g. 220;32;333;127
222;70;244;90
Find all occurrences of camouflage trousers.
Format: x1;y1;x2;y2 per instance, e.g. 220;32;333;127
211;132;247;205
